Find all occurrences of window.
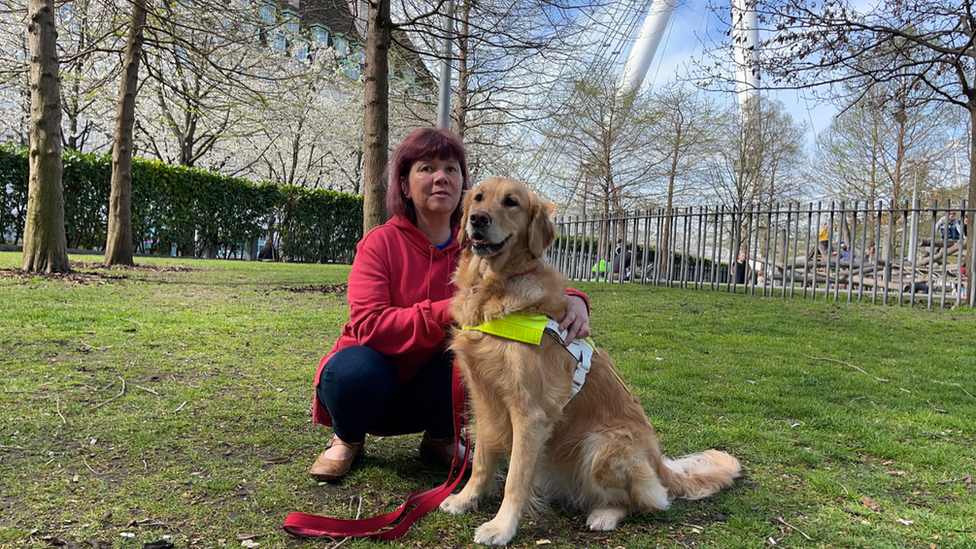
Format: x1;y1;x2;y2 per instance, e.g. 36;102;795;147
273;33;287;51
260;3;275;24
311;25;328;45
294;38;310;61
342;58;360;81
334;37;349;56
282;9;299;34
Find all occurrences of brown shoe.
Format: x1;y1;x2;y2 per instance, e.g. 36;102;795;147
310;435;365;481
419;432;472;468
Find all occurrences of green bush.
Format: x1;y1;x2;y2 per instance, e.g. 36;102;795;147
0;144;29;244
278;186;363;264
0;145;362;262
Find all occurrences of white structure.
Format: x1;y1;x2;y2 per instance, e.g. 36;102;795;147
619;0;760;112
731;0;760;111
617;0;677;96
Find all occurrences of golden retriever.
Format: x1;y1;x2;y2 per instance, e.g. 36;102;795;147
441;177;741;545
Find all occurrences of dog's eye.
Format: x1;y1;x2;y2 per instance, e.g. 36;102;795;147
503;197;519;207
474;193;483;202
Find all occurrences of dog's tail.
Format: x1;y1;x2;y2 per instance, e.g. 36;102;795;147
656;449;741;501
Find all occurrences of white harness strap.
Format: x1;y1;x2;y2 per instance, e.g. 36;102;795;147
543;319;596;406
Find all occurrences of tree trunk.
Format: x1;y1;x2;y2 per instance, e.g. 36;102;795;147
454;2;470;139
361;0;391;233
966;104;976;308
22;0;69;274
104;0;146;267
661;131;680;263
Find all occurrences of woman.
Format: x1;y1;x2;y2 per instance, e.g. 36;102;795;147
310;128;591;481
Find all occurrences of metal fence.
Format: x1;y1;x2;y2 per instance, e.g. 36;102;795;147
548;201;975;309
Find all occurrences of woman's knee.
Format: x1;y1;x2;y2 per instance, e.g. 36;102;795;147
319;346;399;403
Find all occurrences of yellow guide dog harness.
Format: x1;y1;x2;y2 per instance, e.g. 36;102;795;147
461;313;600;406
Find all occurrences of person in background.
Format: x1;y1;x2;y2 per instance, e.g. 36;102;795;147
818;223;830;258
839;243;851;261
734;251;750;285
612;239;632;279
935;211;963;242
257;239;279;262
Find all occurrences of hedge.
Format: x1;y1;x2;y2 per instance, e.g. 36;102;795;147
0;144;362;263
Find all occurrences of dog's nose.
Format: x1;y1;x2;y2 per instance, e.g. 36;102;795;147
469;210;491;228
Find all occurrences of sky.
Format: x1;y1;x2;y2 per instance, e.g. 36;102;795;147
610;0;839;148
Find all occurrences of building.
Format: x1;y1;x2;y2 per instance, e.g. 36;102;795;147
258;0;433;92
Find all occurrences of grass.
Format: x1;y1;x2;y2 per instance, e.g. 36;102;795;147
1;251;974;549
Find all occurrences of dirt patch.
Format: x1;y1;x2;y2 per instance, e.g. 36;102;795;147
276;284;348;295
0;268;127;284
0;262;197;284
69;261;197;273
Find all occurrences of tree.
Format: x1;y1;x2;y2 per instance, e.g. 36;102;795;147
133;0;279;170
362;0;391;233
58;0;118;152
401;0;643;178
720;0;976;304
0;1;32;147
104;0;146;267
646;83;722;261
705;97;806;209
811;88;957;208
356;0;646;223
0;1;117;153
249;61;366;191
21;0;69;273
102;0;284;263
703;97;806;257
540;67;663;252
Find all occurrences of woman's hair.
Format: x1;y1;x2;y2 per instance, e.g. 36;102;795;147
385;127;471;227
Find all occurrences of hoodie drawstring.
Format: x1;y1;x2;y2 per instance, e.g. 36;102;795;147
427;245;436;302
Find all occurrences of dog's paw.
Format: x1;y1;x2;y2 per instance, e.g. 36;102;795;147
440;494;477;515
473;518;517;546
586;506;627;531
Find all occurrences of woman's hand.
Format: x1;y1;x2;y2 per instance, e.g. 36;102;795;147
558;295;591;344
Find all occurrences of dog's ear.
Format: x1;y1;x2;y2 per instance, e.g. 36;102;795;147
457;192;470;249
528;196;556;259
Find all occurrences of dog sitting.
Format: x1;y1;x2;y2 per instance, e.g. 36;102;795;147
441;177;741;545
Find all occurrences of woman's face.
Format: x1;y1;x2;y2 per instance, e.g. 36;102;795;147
404;157;463;221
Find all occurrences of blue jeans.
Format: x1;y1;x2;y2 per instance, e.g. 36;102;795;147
316;346;455;444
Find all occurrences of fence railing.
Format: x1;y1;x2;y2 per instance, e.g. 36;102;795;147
549;200;975;309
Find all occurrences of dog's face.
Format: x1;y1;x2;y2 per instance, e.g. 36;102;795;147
460;177;555;260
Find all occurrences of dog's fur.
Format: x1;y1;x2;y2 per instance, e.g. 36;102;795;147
441;177;741;545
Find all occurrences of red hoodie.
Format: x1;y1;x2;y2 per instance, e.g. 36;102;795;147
313;213;589;427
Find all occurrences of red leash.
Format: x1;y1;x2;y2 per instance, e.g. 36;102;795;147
282;361;469;540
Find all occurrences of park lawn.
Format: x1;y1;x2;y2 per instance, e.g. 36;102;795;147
0;251;974;549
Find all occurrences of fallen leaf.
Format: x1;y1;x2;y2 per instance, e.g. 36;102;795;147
861;496;882;512
235;534;258;541
241;540;259;549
